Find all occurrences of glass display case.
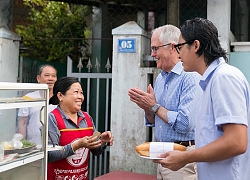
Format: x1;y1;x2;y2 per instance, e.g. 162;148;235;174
0;82;49;180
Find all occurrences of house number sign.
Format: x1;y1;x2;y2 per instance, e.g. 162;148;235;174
118;38;136;53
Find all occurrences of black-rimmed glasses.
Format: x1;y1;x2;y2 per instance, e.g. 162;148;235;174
174;42;189;54
151;43;171;53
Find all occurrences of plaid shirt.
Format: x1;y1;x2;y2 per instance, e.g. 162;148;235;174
146;61;202;142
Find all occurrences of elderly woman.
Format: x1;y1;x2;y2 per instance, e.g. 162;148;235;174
47;77;114;180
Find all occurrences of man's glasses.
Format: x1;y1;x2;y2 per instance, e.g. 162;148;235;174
174;42;189;54
151;43;171;53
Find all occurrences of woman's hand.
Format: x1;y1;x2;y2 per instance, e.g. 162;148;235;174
100;131;114;146
72;135;102;151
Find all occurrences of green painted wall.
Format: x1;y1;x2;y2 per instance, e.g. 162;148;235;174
229;52;250;83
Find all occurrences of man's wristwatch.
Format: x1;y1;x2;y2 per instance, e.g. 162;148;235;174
151;103;161;114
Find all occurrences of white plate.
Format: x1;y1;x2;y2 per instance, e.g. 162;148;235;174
139;155;164;160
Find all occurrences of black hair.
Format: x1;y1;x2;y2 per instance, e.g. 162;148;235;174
180;17;228;66
37;64;57;75
49;77;79;105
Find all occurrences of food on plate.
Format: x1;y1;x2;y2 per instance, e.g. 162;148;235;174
2;134;36;155
3;141;13;150
21;139;35;148
2;139;35;151
135;142;151;157
135;142;186;157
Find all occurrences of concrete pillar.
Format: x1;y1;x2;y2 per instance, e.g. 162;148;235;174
0;27;20;82
110;21;158;174
207;0;231;53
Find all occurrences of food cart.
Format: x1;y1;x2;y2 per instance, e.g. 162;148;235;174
0;82;49;180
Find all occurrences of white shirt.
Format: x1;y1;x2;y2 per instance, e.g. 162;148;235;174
18;90;56;145
196;58;250;180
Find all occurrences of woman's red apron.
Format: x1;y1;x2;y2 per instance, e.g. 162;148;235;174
47;108;93;180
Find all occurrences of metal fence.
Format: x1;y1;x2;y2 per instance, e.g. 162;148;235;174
8;0;250;43
66;56;112;179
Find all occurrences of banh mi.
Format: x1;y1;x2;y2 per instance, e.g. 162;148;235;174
135;142;186;157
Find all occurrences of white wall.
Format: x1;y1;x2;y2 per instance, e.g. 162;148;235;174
207;0;231;53
0;27;20;82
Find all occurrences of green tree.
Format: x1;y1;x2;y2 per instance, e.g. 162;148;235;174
16;0;92;64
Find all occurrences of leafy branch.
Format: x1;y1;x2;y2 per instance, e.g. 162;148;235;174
15;0;92;65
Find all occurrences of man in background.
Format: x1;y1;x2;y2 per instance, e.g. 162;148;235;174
18;64;57;145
